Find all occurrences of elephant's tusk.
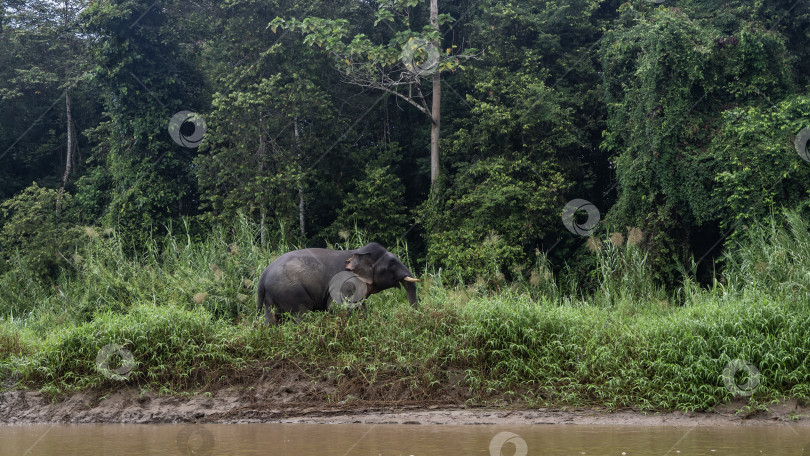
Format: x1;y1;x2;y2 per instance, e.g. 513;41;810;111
403;276;420;283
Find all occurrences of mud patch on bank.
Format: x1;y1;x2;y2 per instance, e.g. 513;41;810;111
1;370;809;426
0;360;472;424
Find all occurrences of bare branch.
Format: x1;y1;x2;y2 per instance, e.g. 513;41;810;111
331;60;433;118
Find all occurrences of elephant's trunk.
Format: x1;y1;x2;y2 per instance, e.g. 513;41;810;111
402;279;418;307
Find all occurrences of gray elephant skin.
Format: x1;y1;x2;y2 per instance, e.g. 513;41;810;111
257;242;419;324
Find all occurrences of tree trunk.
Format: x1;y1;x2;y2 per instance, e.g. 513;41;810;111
56;90;74;216
295;116;305;237
260;209;267;247
258;118;267;246
298;181;305;237
56;0;74;216
430;72;440;186
429;0;441;186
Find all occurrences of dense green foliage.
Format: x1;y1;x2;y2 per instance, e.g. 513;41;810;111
2;0;810;411
601;3;799;284
3;0;810;284
0;184;85;279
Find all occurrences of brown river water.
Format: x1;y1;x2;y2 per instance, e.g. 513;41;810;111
2;423;809;455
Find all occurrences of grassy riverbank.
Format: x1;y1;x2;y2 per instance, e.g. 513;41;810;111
1;213;809;414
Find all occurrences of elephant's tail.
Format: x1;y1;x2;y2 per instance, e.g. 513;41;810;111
257;279;266;317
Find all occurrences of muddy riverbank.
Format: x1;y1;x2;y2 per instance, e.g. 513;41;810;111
2;385;808;426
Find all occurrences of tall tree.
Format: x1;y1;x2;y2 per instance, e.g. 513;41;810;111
0;0;94;206
269;0;476;189
422;0;605;279
56;0;88;215
75;0;211;241
600;3;794;283
193;0;339;243
427;0;441;185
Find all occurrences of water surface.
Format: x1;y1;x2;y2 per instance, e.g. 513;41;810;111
3;423;809;455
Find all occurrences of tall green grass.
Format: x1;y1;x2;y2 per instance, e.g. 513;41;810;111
1;211;809;412
0;216;271;328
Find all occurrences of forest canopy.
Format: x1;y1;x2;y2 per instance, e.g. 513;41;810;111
2;0;809;288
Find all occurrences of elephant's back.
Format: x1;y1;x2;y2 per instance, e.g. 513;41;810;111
265;249;339;276
261;248;346;302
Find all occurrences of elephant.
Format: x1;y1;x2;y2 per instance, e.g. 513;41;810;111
257;242;419;324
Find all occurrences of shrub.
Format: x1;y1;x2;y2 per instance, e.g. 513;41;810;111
425;157;568;283
0;183;85;280
326;164;409;247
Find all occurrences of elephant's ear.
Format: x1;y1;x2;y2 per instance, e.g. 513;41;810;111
346;254;374;284
356;242;386;260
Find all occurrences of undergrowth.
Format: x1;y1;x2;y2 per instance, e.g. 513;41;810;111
1;211;809;412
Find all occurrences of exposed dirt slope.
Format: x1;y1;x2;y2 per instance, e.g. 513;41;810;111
2;373;808;425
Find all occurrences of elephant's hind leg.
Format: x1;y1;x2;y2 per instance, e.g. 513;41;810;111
264;302;278;325
257;279;265;317
257;278;279;325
